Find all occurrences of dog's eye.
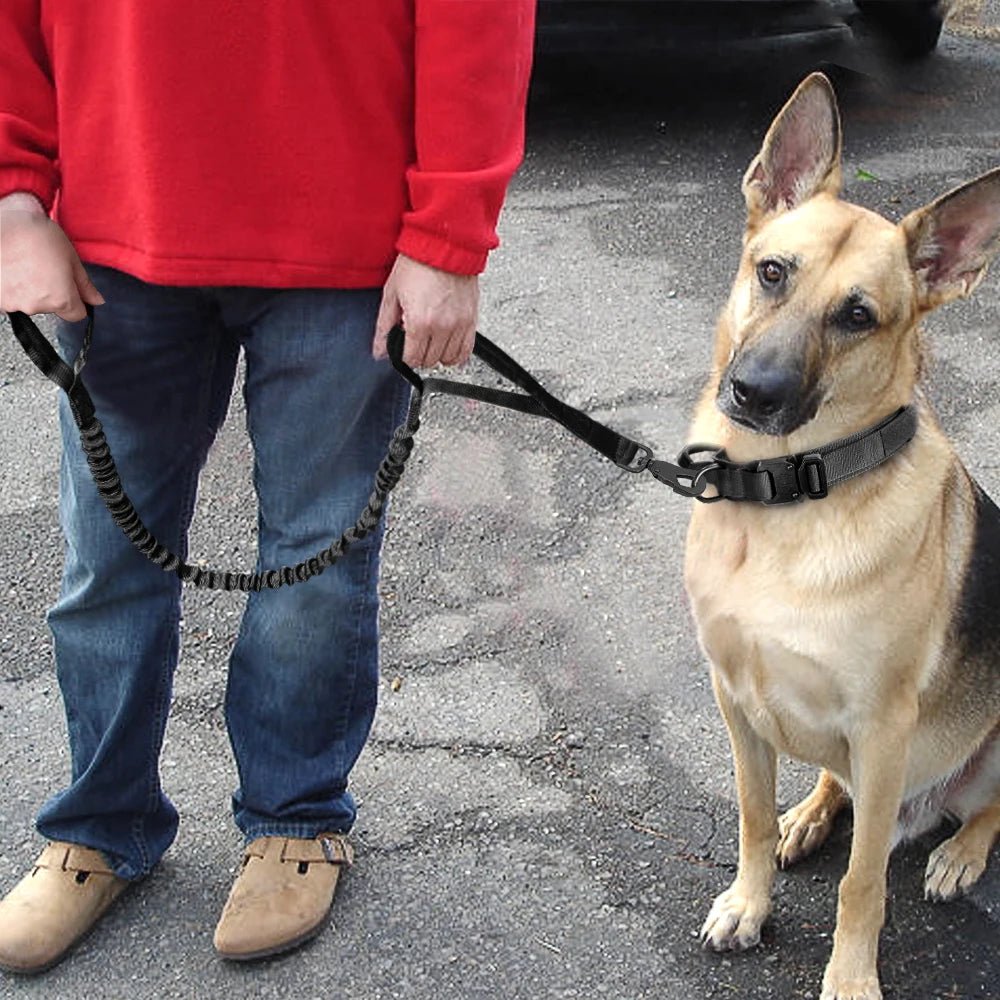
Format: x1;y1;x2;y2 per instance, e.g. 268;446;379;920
844;303;876;331
757;259;786;288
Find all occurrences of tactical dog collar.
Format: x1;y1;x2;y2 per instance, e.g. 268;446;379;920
645;406;918;505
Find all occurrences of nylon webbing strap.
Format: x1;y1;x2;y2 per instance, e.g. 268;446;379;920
819;406;916;483
388;327;652;473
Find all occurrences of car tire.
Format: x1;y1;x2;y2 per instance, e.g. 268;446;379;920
854;0;946;59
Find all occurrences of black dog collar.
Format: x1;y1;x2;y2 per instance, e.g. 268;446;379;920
647;406;918;504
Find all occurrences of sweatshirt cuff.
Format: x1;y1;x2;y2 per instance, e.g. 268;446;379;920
0;167;58;213
395;225;491;276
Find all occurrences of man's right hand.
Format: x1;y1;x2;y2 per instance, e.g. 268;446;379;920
0;192;105;320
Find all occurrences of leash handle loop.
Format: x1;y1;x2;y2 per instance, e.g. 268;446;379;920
8;307;97;425
385;326;424;393
8;308;78;390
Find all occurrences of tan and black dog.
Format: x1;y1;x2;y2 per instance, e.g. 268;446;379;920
685;73;1000;1000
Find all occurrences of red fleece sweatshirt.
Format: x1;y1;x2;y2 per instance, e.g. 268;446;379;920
0;1;535;288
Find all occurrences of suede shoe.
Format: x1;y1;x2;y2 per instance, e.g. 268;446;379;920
0;842;129;974
213;833;353;960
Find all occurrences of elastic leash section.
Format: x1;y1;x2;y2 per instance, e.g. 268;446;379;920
6;307;423;591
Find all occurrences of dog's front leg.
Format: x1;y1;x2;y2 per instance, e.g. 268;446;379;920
701;671;778;952
822;704;917;1000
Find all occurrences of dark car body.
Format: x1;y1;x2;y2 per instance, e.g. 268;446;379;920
535;1;948;60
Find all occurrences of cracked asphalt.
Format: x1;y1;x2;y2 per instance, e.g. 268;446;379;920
1;4;999;998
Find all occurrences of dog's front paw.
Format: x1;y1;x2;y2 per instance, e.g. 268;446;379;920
821;969;882;1000
700;885;770;951
924;833;988;901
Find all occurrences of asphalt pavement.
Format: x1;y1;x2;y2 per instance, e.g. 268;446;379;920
1;3;999;998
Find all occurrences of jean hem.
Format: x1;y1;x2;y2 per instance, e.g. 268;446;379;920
239;822;353;844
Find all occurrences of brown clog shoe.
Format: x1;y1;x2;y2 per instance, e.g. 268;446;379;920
213;833;354;961
0;842;129;974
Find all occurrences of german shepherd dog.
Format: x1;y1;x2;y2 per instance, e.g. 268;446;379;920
685;74;1000;999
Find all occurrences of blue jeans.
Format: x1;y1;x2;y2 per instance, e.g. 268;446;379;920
36;266;410;880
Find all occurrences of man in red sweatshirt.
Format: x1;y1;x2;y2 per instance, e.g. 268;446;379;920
0;1;535;974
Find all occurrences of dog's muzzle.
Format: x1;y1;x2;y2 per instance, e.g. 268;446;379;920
718;348;819;437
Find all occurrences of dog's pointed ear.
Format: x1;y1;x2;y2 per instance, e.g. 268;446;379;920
901;167;1000;310
742;73;842;228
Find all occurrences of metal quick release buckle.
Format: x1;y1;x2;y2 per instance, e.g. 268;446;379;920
797;452;828;499
758;452;828;504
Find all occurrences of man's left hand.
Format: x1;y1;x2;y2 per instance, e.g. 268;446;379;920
373;254;479;368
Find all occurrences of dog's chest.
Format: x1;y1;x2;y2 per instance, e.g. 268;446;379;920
684;507;886;770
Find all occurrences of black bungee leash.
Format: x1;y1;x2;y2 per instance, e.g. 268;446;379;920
5;306;917;591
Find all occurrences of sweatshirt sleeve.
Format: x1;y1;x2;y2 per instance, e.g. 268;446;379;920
0;1;59;209
397;0;536;275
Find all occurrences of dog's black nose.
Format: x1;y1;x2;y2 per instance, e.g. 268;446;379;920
722;350;807;434
731;372;788;417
